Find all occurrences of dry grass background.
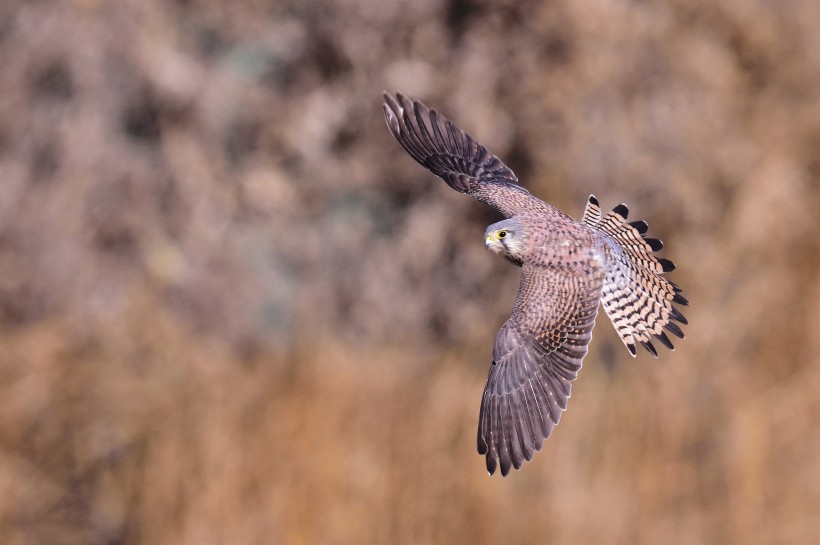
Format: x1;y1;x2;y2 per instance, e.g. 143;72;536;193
1;0;820;543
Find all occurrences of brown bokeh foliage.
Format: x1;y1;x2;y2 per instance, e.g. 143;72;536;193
1;0;819;543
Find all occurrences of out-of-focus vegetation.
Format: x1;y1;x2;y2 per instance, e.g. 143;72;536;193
1;0;819;543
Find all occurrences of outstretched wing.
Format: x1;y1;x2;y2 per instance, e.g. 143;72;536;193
478;260;605;476
383;92;546;218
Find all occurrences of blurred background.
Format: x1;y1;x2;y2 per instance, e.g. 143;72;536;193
1;0;819;543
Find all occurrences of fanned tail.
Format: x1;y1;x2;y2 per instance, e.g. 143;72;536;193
582;195;688;357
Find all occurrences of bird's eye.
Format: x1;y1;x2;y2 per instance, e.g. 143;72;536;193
498;231;507;239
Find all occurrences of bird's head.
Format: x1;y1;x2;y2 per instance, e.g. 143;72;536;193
484;219;527;266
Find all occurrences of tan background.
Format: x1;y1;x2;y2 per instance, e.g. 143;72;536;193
1;0;819;543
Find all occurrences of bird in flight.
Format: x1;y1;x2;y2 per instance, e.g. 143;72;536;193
383;92;688;476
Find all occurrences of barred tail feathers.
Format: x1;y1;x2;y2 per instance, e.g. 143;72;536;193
582;195;688;357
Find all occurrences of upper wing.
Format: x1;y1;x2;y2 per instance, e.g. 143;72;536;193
478;260;605;476
383;92;545;218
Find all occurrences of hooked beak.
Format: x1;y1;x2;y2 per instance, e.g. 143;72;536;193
484;233;504;254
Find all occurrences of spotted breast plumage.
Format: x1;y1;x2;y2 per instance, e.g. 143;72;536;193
383;92;688;476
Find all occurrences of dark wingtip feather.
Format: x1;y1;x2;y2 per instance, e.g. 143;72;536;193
664;321;685;339
499;457;511;477
382;94;402;132
627;343;637;357
641;340;659;358
670;307;688;325
589;194;599;206
655;331;675;350
645;238;664;251
673;293;689;306
394;93;413;118
486;455;497;476
629;220;649;234
612;204;629;219
658;258;676;272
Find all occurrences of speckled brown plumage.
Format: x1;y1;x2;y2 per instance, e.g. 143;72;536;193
383;92;688;476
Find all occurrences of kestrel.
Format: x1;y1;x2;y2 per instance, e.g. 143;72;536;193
383;92;688;476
